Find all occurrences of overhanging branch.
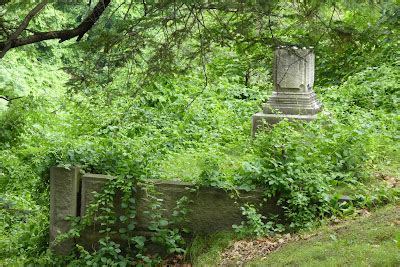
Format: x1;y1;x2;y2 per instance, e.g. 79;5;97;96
0;0;111;58
0;0;48;58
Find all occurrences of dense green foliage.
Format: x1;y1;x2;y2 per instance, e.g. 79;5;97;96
0;0;399;265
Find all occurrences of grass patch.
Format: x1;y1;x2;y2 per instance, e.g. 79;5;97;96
188;205;400;266
248;205;400;266
186;231;237;266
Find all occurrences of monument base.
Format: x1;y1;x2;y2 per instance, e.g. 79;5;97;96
252;112;318;136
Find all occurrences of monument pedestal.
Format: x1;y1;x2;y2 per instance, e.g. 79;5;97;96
252;47;321;136
252;112;318;133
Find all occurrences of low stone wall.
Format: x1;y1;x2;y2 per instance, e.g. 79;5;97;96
50;166;280;254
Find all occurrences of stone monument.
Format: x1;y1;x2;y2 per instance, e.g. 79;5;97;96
252;46;322;135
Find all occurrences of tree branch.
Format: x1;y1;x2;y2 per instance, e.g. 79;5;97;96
0;0;111;58
0;0;48;59
0;96;24;102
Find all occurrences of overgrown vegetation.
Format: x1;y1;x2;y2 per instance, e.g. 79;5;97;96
0;0;399;265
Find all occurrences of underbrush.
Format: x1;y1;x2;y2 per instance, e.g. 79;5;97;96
1;47;399;265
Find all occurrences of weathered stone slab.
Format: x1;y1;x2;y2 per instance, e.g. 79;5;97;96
136;180;279;234
252;112;317;134
49;166;80;255
80;173;114;216
263;91;321;115
79;178;279;233
77;177;280;252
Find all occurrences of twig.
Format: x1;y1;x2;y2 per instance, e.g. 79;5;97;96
185;13;208;111
0;96;24;102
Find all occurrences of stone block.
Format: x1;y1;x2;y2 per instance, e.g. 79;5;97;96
252;112;318;136
274;47;314;92
49;166;80;255
263;91;321;115
136;180;280;234
80;173;114;216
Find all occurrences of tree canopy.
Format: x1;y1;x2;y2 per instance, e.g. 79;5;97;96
2;1;398;81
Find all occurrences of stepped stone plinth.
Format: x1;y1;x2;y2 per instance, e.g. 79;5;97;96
252;46;322;135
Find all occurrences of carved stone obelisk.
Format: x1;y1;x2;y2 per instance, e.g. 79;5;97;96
252;46;322;135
